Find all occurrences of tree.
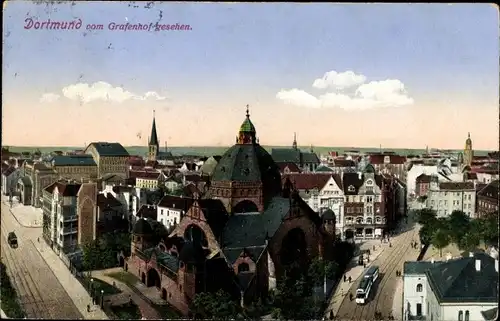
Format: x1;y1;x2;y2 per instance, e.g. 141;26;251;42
419;224;433;245
416;208;437;225
82;240;102;271
432;229;450;257
448;211;470;244
480;211;499;246
191;290;240;319
308;258;338;286
458;232;481;254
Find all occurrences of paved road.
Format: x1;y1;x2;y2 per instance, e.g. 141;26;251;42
335;215;421;320
1;201;83;319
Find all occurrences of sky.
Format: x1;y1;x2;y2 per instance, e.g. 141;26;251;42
2;2;499;150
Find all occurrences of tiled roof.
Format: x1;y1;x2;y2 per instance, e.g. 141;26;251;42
477;180;499;199
404;261;444;274
198;199;228;239
183;183;201;198
302;152;320;164
51;155;96;166
44;181;81;196
137;205;158;220
425;253;498;303
315;165;335;173
221;197;290;263
271;148;301;163
184;174;205;183
277;162;301;173
416;174;436;183
141;247;179;273
158;195;194;211
333;159;356;167
2;166;16;176
135;171;162;180
282;173;332;191
438;182;475;190
87;142;129;157
369;154;407;165
97;193;122;209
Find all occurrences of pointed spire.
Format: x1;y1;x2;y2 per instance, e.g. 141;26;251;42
149;110;159;146
293;132;297;150
246;104;250;118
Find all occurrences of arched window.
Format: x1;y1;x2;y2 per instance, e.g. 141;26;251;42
458;311;463;321
184;224;208;247
464;311;469;321
416;284;423;292
356;217;363;224
366;217;373;224
238;263;250;273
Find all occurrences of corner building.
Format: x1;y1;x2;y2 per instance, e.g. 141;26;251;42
125;107;335;316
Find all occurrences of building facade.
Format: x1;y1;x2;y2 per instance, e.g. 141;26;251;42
415;174;438;197
48;154;98;181
271;133;321;173
157;195;194;230
84;142;129;178
476;180;499;218
403;253;498;321
2;166;19;196
426;181;476;218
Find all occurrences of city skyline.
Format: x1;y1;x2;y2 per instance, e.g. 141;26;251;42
2;2;498;150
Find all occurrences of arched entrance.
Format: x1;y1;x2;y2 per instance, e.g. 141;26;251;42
161;288;167;300
146;268;161;288
233;200;259;213
280;228;308;270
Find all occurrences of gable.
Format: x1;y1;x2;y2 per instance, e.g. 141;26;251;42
358;176;382;195
185;200;208;222
320;176;343;195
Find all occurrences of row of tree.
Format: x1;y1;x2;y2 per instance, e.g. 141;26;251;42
189;257;340;320
417;208;499;257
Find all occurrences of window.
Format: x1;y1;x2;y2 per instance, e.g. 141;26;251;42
348;185;355;192
161;209;164;215
464;311;469;321
238;263;250;273
458;311;463;321
416;284;423;292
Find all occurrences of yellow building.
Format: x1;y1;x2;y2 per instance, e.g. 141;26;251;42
134;171;166;189
84;142;129;178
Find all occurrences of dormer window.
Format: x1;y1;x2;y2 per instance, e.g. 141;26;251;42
366;179;373;186
348;185;355;192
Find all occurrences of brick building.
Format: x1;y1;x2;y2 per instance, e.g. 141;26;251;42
84;142;129;178
124;107;335;316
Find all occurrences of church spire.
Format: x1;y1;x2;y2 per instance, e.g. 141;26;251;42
237;104;257;144
149;110;159;147
292;132;297;150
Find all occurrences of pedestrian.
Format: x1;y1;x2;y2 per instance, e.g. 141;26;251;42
348;276;352;283
87;304;90;312
343;275;346;282
37;237;40;243
341;289;344;296
373;245;375;251
349;293;353;301
329;310;334;320
389;242;392;247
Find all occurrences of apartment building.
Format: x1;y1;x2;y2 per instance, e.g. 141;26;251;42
426;181;476;218
48;154;98;181
476;180;499;218
157;195;194;230
41;181;82;257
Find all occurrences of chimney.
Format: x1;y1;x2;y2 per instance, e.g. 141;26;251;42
475;259;481;272
495;260;498;273
469;252;474;258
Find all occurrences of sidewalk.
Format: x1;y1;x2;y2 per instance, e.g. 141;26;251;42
1;308;8;319
31;239;109;320
92;269;162;320
325;239;387;317
2;200;42;228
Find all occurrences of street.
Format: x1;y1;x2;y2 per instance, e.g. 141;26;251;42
1;200;83;319
334;213;421;320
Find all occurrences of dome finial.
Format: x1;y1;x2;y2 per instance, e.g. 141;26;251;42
246;104;250;118
468;132;470;139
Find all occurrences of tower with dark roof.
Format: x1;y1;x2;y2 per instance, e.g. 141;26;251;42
148;110;160;161
292;132;297;150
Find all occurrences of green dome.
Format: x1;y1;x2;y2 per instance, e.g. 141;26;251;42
240;117;256;133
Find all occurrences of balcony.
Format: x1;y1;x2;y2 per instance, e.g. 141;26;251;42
60;227;78;235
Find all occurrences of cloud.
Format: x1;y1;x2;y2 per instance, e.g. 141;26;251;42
40;93;61;103
40;81;167;104
312;70;367;90
277;70;414;110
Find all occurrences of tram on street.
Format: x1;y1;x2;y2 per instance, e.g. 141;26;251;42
364;265;379;282
8;232;18;248
356;277;373;304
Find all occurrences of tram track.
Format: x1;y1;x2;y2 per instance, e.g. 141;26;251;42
336;216;420;320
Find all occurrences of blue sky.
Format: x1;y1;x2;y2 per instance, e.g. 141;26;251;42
3;2;499;149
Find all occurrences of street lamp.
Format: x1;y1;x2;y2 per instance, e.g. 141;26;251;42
100;290;104;308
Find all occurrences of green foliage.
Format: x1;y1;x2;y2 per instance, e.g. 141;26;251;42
432;229;450;257
191;290;240;319
308;257;338;286
0;262;26;318
448;211;470;244
82;232;131;271
416;208;437;225
480;211;499;246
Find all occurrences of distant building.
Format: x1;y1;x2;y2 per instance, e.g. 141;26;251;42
19;161;58;207
135;171;167;190
415;174;438;197
147;111;173;162
2;166;19;196
84;142;129;178
157;195;194;230
426;181;476;218
48;154;98;181
368;153;407;181
403;253;498;321
271;133;320;172
199;155;222;177
476;180;499;218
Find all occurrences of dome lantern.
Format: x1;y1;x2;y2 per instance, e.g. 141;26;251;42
237;104;257;144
